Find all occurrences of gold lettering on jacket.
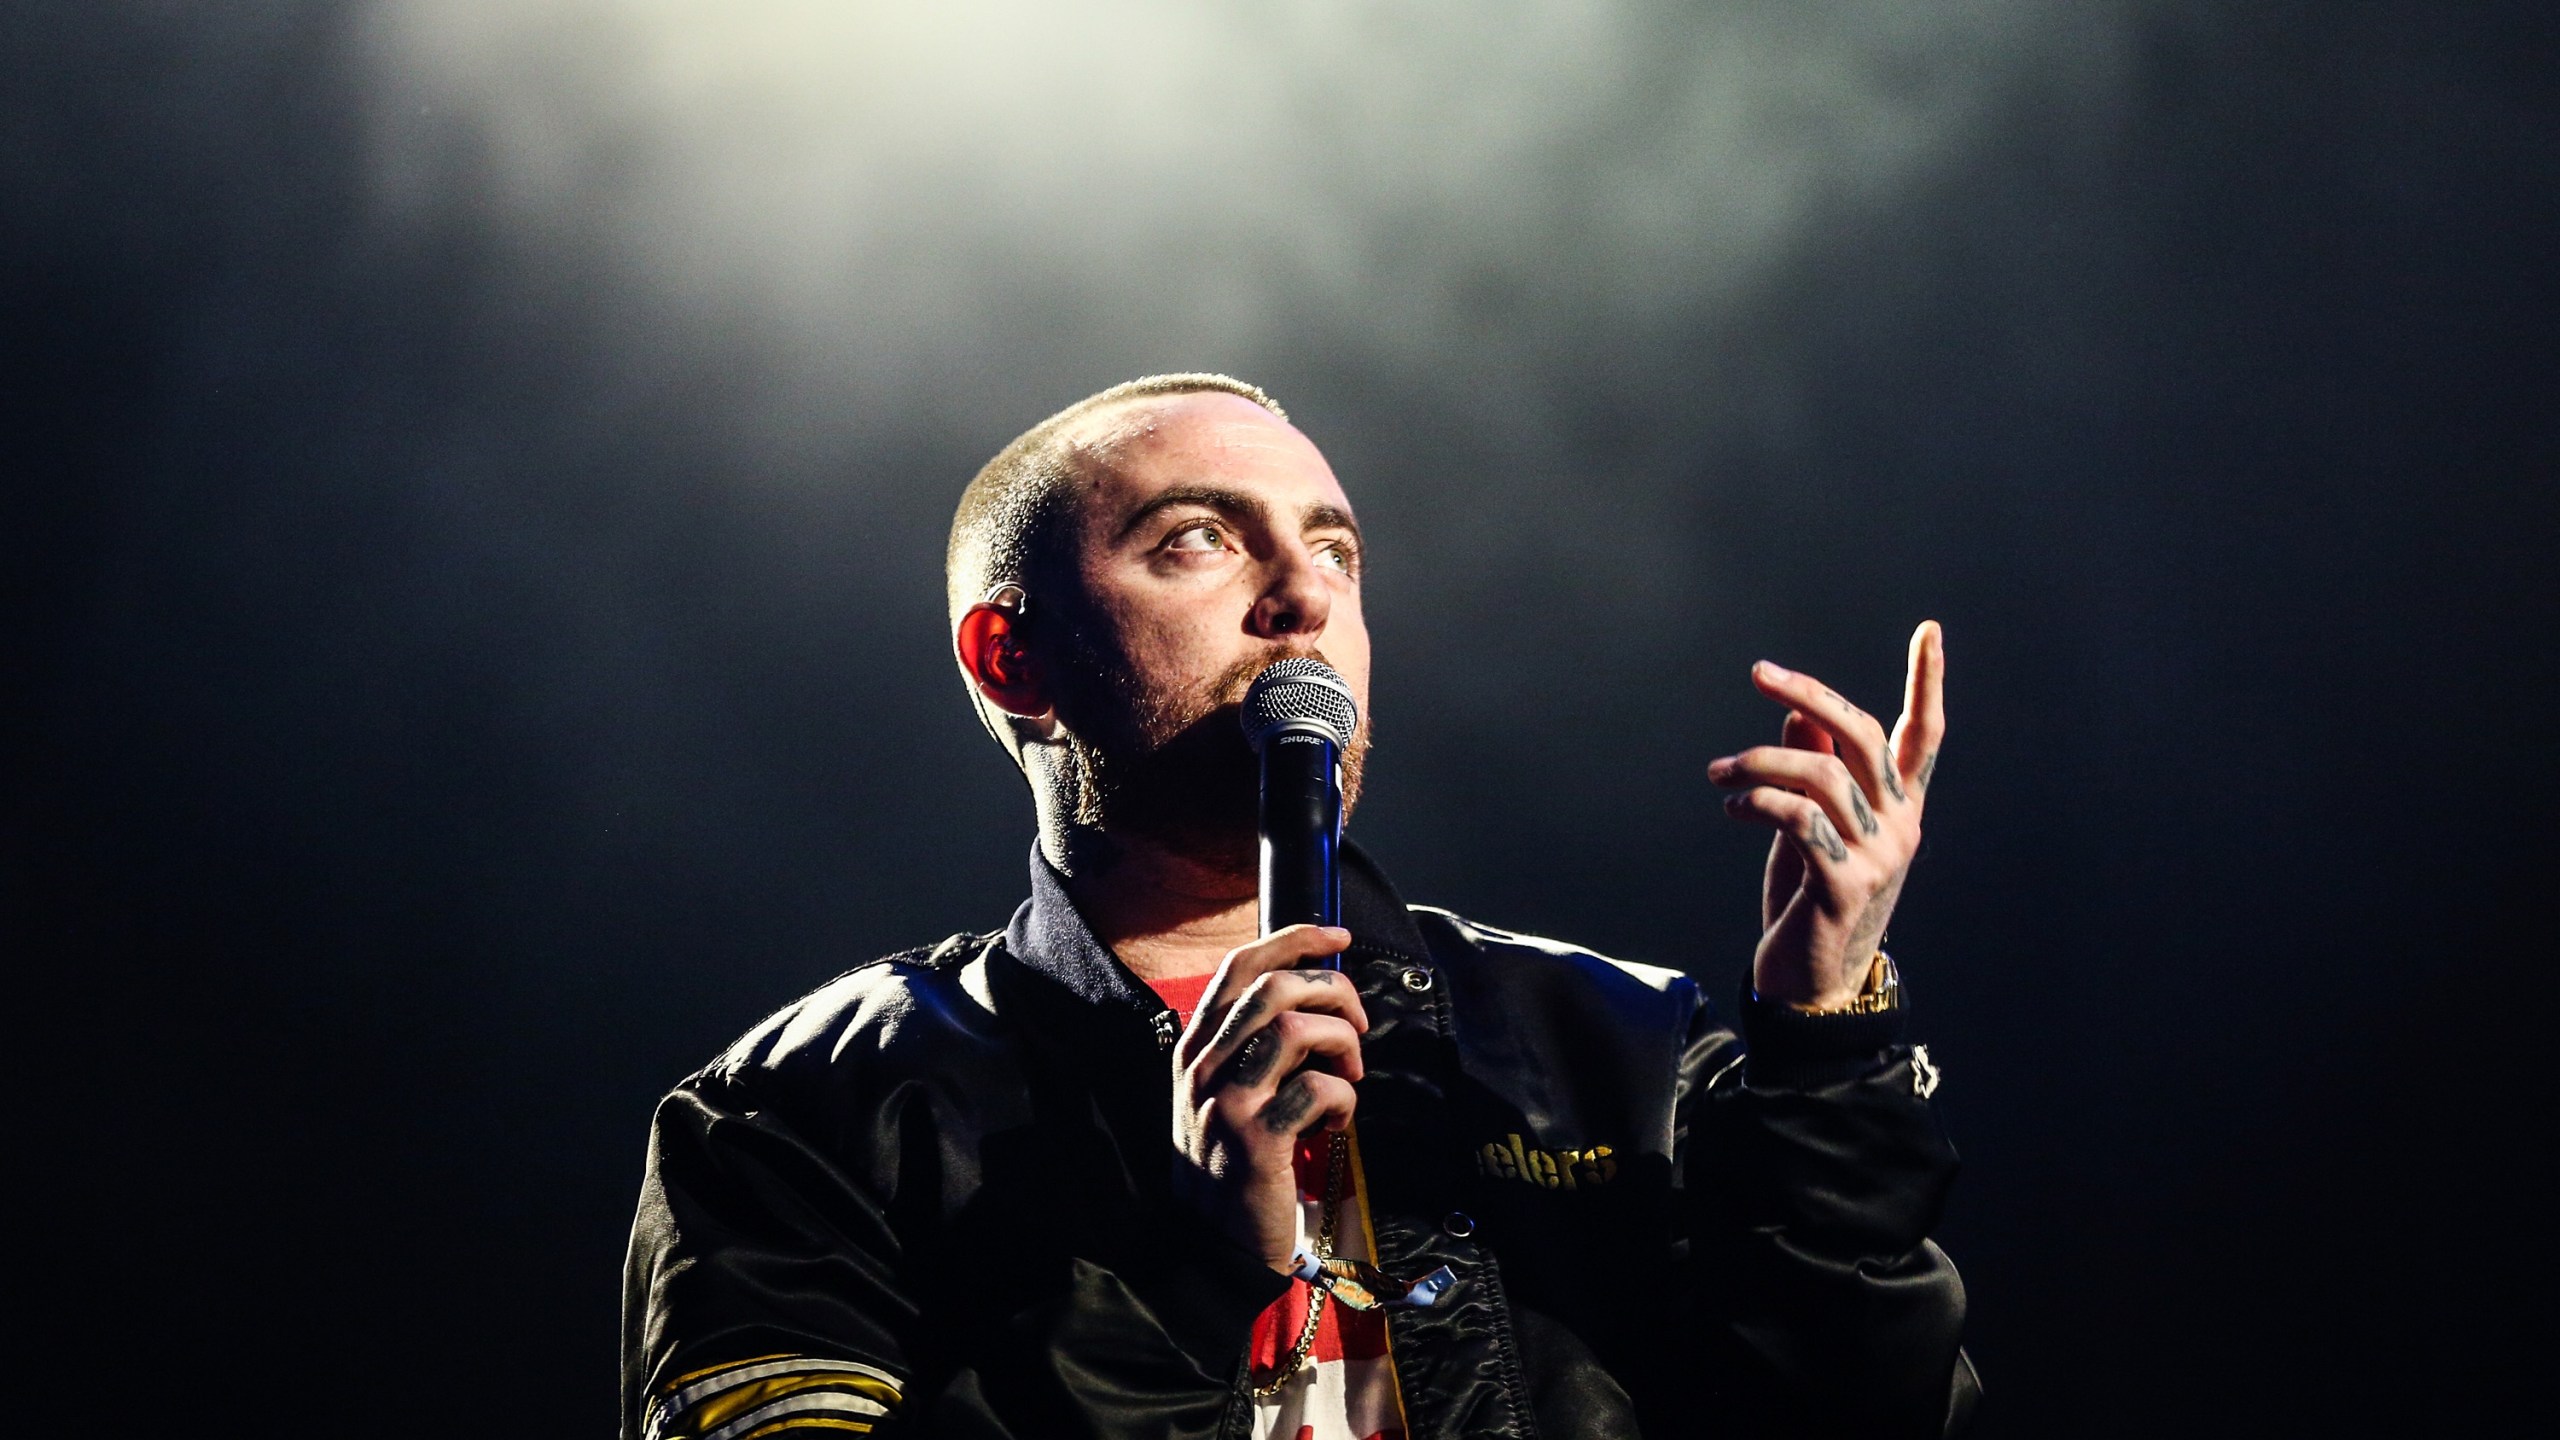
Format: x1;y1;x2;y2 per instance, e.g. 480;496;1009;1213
1476;1134;1617;1190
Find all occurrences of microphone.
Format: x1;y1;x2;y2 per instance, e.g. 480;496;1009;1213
1240;656;1360;954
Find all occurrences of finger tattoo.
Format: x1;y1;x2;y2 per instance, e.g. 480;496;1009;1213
1261;1076;1317;1134
1916;750;1938;791
1229;1028;1279;1087
1850;787;1879;836
1207;992;1267;1054
1810;813;1849;863
1823;688;1870;723
1884;769;1908;803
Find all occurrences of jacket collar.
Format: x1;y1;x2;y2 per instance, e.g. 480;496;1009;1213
1001;843;1161;1017
1001;837;1436;1016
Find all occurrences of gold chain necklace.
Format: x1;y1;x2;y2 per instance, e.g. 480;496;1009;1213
1248;1129;1349;1399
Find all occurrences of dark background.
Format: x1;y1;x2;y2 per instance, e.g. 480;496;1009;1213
7;2;2552;1433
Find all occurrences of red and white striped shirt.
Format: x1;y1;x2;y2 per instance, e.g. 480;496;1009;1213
1149;972;1408;1440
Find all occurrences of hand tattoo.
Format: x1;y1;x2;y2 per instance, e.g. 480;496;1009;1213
1850;787;1879;836
1809;813;1848;863
1821;687;1871;726
1229;1028;1279;1086
1261;1075;1317;1134
1884;768;1907;803
1916;750;1938;791
1205;992;1267;1055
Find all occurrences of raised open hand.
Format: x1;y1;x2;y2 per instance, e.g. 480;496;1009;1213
1708;621;1946;1010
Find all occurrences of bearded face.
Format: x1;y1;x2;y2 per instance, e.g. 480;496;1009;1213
1047;611;1369;875
967;391;1373;876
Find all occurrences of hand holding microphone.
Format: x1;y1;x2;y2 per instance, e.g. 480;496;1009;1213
1170;657;1366;1273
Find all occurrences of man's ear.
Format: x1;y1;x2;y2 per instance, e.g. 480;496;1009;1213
955;602;1055;727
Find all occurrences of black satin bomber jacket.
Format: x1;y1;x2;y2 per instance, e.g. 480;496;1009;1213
622;844;1978;1439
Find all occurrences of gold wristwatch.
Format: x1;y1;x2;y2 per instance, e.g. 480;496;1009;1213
1786;950;1899;1016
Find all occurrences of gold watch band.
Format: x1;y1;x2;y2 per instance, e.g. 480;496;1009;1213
1784;950;1899;1016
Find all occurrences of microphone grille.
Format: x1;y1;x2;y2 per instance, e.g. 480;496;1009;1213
1240;657;1360;751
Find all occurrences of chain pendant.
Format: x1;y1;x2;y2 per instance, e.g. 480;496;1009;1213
1248;1131;1350;1399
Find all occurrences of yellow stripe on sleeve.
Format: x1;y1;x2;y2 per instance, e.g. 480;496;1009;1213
738;1419;874;1440
648;1356;903;1440
689;1373;898;1433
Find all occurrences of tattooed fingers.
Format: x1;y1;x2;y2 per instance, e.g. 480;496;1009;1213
1259;1070;1356;1138
1177;929;1368;1159
1228;1027;1279;1086
1707;625;1946;1012
1194;966;1367;1072
1720;785;1857;869
1200;1005;1364;1094
1709;745;1878;843
1169;946;1367;1273
1750;660;1896;803
1182;1006;1364;1176
1174;925;1361;1073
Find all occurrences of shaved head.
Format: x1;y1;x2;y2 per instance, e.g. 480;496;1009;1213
945;373;1286;627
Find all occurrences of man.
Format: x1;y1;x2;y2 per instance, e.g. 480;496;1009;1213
622;374;1975;1439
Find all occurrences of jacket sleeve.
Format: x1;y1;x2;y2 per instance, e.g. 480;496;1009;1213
1676;980;1980;1438
621;1070;916;1439
622;1061;1289;1440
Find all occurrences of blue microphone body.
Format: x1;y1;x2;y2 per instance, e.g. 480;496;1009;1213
1258;729;1341;936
